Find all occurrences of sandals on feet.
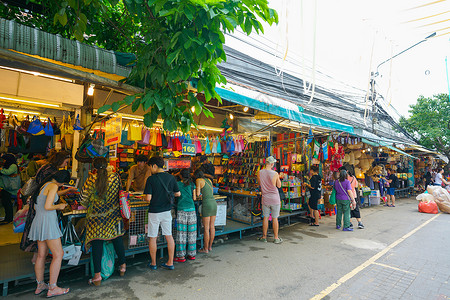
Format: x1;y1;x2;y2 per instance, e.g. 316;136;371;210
257;236;267;242
119;265;126;277
46;284;70;298
88;277;102;286
198;248;209;253
35;280;48;295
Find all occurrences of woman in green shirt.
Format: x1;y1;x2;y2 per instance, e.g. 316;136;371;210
174;169;197;262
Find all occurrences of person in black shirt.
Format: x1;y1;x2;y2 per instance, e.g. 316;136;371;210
144;156;180;270
304;165;322;226
386;168;398;207
424;170;432;191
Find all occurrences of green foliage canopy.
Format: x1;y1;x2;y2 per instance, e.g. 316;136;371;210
1;0;278;132
399;94;450;159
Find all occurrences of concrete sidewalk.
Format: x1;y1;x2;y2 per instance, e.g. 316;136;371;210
7;197;449;300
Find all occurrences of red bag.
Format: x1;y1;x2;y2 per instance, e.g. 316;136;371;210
418;201;438;214
156;128;162;147
172;134;182;151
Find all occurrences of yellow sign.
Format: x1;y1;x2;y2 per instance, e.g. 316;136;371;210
105;116;122;146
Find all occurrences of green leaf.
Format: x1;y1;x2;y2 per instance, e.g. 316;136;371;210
58;13;68;26
155;0;168;13
154;95;164;110
147;0;158;5
203;107;214;118
150;108;159;124
58;8;65;16
144;113;153;128
166;49;181;65
124;94;136;105
244;18;252;34
184;6;194;21
112;102;121;112
131;97;141;112
97;104;111;114
79;13;88;24
142;93;154;110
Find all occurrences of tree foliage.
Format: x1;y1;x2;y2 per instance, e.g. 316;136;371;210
0;0;278;132
399;94;450;160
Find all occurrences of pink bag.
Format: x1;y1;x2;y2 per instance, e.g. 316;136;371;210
195;136;202;153
138;127;150;145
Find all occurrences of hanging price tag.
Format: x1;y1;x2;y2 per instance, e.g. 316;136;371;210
182;143;196;156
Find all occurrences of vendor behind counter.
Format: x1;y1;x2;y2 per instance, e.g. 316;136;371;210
126;155;152;193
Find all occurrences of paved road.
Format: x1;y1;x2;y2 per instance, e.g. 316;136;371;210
8;197;450;299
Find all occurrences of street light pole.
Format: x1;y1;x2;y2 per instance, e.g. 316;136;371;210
370;32;436;134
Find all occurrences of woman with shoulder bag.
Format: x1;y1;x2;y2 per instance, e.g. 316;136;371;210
80;157;126;286
0;154;21;225
20;151;76;262
333;169;356;231
28;170;71;297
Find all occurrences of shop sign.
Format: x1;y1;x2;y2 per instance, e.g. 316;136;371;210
105;116;122;146
167;159;191;169
182;143;196;156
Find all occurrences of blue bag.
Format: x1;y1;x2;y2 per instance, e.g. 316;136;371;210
27;116;44;135
90;241;115;280
44;118;54;136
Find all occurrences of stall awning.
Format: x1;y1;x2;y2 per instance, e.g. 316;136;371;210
383;144;418;159
215;86;354;133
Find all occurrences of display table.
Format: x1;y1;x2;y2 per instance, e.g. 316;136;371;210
219;189;260;225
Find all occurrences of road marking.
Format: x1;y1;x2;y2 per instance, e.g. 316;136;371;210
310;213;442;300
372;262;416;274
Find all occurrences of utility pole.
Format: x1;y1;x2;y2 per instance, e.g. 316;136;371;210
369;32;436;134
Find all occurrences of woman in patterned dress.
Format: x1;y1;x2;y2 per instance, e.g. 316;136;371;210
80;157;126;286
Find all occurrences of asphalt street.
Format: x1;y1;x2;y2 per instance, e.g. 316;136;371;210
7;197;450;300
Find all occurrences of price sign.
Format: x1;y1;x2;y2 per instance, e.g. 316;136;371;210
167;159;191;169
182;143;196;156
105;116;122;146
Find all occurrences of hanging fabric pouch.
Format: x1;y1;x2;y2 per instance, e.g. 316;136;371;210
173;134;182;151
27;116;44;135
156;128;162;147
73;114;83;130
195;137;202;154
120;124;135;146
44;118;54;136
161;131;168;148
52;117;61;135
205;137;211;155
211;137;217;154
138;127;150;145
17;116;30;134
167;132;173;150
127;120;142;141
149;128;157;146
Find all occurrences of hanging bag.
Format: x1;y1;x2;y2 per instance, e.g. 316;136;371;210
149;128;157;146
173;133;182;151
138;127;150;145
156;128;163;147
90;242;115;280
73;114;83;130
167;132;173;150
27;116;44;135
119;190;131;219
120;123;135;146
127;120;142;141
161;131;168;148
211;137;217;154
44;118;54;136
205;136;211;155
195;136;202;154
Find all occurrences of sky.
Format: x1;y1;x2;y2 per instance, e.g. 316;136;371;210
225;0;450;118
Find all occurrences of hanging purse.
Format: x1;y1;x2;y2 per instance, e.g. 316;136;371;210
149;128;157;146
44;118;54;136
161;130;168;148
172;133;182;151
120;124;135;146
156;128;163;147
167;132;173;150
127;120;142;141
138;127;150;145
211;137;217;154
205;136;211;155
27;116;44;135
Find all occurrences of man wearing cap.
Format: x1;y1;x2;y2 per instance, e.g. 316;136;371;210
126;154;152;193
257;156;283;244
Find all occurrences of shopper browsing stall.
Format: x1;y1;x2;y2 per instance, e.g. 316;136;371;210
257;156;283;244
334;169;356;231
126;154;151;193
344;168;364;229
434;168;449;187
20;151;76;259
195;169;217;253
144;156;180;270
28;170;71;298
80;157;126;286
174;169;197;262
304;165;321;227
386;168;398;207
0;154;20;225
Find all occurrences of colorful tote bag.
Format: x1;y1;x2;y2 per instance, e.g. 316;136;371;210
127;120;142;141
205;137;211;154
120;124;135;146
138;127;150;145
